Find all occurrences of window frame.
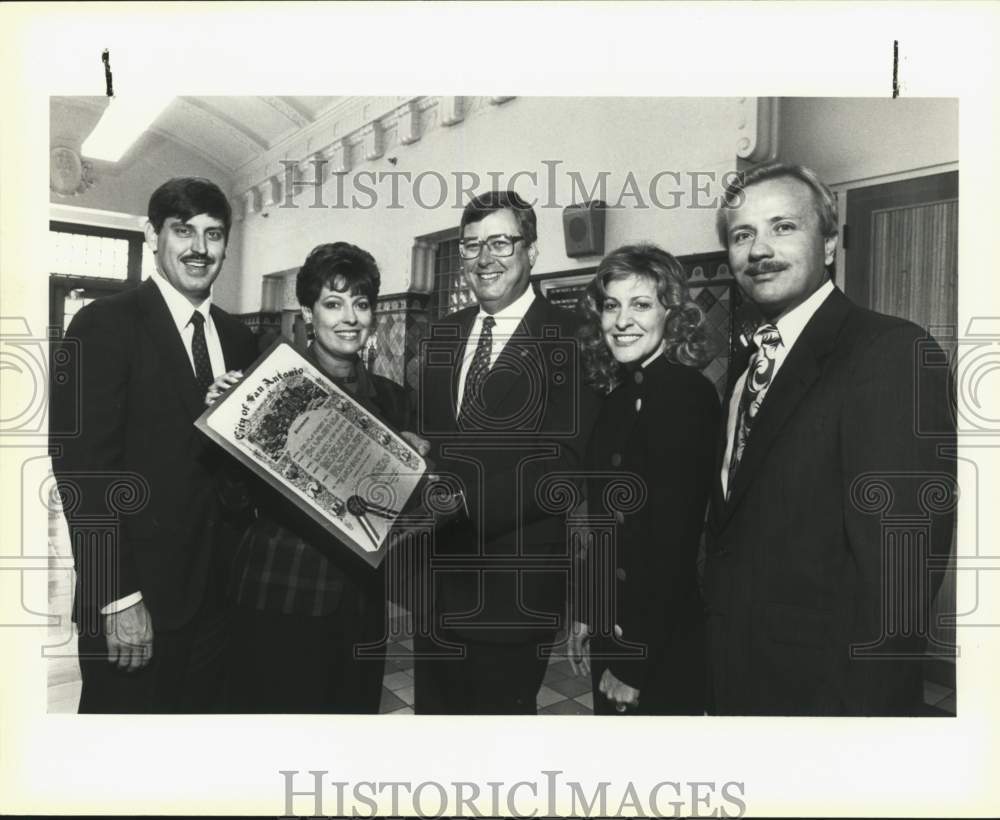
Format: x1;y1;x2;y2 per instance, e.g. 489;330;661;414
49;220;148;338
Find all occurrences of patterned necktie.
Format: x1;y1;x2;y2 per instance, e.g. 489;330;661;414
458;315;496;425
189;311;215;396
727;323;782;499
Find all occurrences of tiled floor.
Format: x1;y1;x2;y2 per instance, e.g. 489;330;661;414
371;617;959;716
373;622;599;715
47;509;958;716
921;655;958;717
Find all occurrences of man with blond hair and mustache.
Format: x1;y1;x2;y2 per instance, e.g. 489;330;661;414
704;162;955;715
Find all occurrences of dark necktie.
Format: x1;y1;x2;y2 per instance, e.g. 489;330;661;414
189;311;215;396
727;323;782;499
458;315;496;426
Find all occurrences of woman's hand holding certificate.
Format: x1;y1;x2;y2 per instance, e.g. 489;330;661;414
195;341;427;567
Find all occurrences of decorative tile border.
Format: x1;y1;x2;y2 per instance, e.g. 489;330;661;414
371;291;431;391
238;311;282;337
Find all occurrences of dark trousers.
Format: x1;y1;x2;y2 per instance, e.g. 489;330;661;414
77;601;231;714
413;631;554;715
589;621;707;716
226;604;387;714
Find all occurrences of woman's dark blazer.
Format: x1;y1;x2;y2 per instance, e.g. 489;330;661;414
584;353;721;712
229;354;410;616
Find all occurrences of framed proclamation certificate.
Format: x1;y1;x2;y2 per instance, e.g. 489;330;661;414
195;340;426;568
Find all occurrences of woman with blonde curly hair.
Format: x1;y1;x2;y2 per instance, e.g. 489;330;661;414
569;243;720;715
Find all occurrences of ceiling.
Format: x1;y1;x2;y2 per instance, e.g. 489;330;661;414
50;95;345;179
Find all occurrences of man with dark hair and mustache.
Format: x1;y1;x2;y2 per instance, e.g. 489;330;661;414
703;162;955;715
51;177;257;712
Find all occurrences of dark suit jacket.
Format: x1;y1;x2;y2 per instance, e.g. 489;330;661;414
230;355;410;616
584;355;720;704
703;288;956;715
50;278;258;631
416;295;601;644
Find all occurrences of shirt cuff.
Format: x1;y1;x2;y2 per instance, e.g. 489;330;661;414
100;591;143;615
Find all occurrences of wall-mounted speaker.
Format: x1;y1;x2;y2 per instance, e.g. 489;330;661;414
562;200;607;258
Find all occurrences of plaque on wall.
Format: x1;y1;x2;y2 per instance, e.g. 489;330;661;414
195;341;426;567
49;146;95;197
535;271;595;311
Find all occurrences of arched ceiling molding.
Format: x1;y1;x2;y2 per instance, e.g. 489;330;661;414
174;97;270;153
233;96;415;197
236;96;518;210
261;96;312;129
144;128;238;178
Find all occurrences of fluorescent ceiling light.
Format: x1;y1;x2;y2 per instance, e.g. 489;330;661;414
81;94;173;162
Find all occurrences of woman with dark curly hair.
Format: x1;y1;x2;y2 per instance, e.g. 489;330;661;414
206;242;427;713
569;243;721;715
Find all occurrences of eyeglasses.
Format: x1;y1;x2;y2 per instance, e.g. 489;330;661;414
458;234;525;259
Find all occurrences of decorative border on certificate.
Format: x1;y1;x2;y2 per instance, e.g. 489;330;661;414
195;340;426;567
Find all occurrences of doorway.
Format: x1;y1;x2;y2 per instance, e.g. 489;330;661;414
844;171;958;339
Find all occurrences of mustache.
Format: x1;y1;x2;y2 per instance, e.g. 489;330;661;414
181;253;217;264
744;260;788;276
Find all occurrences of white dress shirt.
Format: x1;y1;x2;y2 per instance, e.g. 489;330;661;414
150;272;227;380
455;285;537;416
102;274;226;616
720;279;835;497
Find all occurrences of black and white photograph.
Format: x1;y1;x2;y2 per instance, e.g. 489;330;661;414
1;2;998;818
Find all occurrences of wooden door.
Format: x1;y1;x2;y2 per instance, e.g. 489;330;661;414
845;171;958;339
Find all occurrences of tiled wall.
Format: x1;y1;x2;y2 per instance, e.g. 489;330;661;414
683;253;738;400
242;281;431;392
244;252;742;400
370;291;431;390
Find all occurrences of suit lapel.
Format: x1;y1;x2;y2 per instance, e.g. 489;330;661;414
720;288;851;523
136;279;206;421
211;305;241;370
709;342;753;530
483;296;549;419
709;381;737;530
443;297;553;428
450;309;478;418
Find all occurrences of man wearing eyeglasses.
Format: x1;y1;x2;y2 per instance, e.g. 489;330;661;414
410;190;600;714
